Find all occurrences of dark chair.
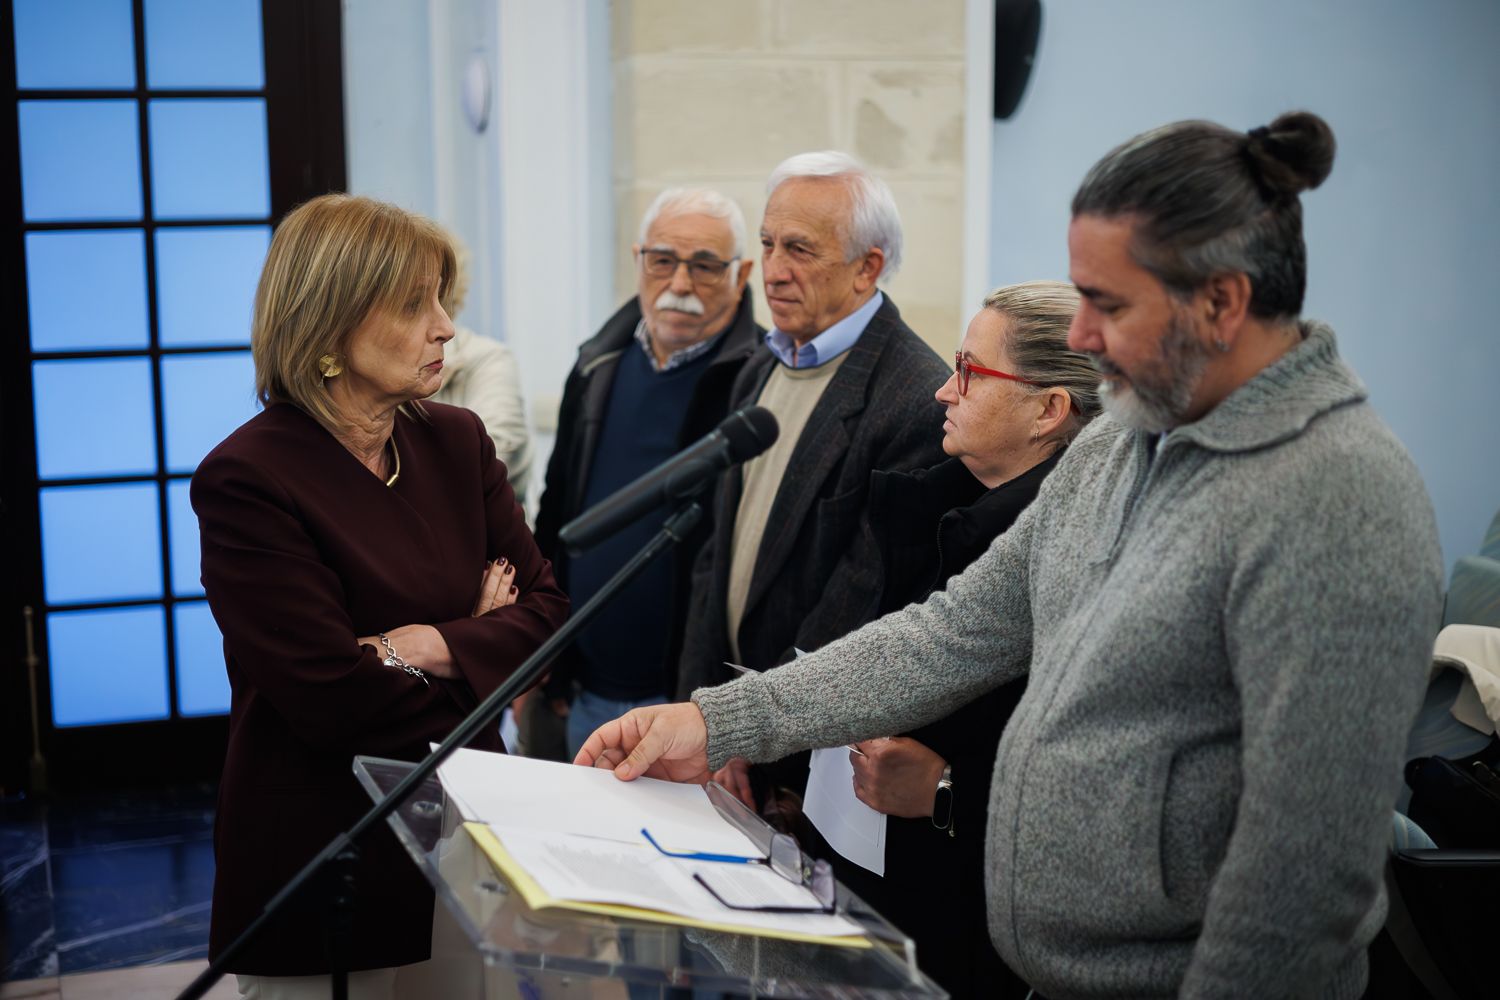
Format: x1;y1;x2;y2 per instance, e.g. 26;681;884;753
1381;847;1500;1000
1374;507;1500;999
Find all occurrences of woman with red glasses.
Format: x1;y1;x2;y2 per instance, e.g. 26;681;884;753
832;280;1100;998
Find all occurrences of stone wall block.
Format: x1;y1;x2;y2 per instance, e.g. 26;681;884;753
846;62;966;174
625;60;836;178
881;179;963;352
613;0;775;55
771;0;964;56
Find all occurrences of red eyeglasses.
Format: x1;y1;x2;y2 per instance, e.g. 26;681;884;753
953;351;1040;396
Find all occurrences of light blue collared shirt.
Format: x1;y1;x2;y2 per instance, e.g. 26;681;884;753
765;291;884;369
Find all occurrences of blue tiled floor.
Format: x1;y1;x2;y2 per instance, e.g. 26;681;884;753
0;810;56;981
0;783;216;981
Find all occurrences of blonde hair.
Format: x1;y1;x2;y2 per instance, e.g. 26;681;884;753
446;229;471;317
251;194;456;430
981;280;1100;445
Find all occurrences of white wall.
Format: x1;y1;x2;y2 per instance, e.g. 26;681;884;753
342;1;438;218
990;0;1500;572
342;0;614;508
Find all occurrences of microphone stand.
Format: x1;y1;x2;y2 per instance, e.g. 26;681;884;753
176;500;706;1000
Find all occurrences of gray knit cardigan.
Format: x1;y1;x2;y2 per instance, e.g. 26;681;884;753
694;323;1444;1000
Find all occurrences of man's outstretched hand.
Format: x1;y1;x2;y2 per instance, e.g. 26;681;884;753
572;702;712;784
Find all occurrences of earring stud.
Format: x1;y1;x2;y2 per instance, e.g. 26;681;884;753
318;354;343;379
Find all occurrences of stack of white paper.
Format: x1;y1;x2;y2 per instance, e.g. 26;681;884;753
434;747;864;942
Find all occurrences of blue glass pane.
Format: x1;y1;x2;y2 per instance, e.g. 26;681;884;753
26;230;150;352
149;100;269;220
166;479;203;597
156;226;269;346
14;0;135;90
161;352;258;472
40;483;163;605
145;0;264;89
174;602;230;716
18;101;142;222
49;606;170;727
33;359;157;479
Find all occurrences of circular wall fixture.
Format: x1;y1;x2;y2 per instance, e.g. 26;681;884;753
462;52;491;133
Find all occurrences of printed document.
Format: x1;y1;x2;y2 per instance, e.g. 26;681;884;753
490;826;856;938
434;747;864;943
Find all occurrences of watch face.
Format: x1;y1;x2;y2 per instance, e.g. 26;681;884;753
933;782;955;831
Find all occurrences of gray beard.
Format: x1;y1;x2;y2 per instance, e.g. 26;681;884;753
1096;310;1213;433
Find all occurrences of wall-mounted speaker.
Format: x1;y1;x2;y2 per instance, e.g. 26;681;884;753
994;0;1042;120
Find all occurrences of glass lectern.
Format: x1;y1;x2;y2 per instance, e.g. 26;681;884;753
353;756;947;999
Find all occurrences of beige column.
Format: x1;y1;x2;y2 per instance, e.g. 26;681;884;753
611;0;973;354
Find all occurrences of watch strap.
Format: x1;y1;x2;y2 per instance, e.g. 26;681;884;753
932;764;955;836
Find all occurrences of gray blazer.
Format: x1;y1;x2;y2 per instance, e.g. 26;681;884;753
676;294;948;698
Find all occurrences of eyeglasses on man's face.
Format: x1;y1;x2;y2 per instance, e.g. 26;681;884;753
954;351;1040;396
639;249;739;284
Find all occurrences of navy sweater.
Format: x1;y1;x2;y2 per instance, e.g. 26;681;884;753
567;340;720;698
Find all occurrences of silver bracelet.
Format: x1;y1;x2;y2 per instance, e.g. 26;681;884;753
377;632;429;686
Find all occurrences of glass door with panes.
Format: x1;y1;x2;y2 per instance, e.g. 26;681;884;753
3;0;346;790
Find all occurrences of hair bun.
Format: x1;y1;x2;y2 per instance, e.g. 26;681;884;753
1244;110;1336;196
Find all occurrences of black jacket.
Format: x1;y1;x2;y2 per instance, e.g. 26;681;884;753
676;296;948;806
533;293;763;699
676;295;949;696
831;451;1063;1000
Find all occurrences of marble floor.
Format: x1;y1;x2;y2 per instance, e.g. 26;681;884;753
1;785;217;986
0;958;237;999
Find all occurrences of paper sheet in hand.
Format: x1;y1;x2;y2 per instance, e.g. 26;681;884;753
771;648;887;875
805;746;886;876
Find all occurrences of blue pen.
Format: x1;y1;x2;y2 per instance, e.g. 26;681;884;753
640;827;761;864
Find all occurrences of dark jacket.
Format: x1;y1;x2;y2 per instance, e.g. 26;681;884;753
534;293;763;700
677;295;947;694
192;402;569;975
832;452;1063;1000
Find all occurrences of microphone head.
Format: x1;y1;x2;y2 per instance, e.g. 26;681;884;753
719;406;779;461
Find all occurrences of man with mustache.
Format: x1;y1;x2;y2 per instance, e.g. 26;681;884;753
533;188;761;759
577;114;1445;999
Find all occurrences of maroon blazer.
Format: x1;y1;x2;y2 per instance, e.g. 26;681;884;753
192;401;568;976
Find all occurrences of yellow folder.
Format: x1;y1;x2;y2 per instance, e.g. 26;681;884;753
463;822;870;949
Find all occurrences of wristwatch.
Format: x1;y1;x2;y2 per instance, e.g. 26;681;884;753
932;764;955;837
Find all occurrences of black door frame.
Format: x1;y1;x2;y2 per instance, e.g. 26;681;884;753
1;0;347;794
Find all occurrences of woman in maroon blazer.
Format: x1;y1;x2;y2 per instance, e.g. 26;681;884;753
191;194;568;996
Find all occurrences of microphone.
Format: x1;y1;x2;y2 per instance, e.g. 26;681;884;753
558;406;778;554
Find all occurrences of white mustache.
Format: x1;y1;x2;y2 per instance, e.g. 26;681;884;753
655;291;705;315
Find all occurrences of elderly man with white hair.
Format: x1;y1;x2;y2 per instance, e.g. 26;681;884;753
533;187;763;759
675;152;949;819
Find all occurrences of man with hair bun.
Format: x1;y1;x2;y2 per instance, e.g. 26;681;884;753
577;113;1444;1000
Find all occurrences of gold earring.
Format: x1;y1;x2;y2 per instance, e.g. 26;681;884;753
318;354;343;379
